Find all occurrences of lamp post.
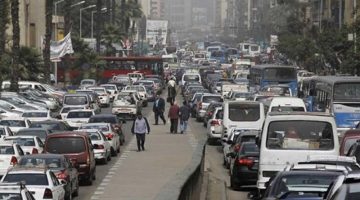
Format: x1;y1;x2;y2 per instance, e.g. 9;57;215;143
91;8;107;38
54;0;85;40
80;5;96;38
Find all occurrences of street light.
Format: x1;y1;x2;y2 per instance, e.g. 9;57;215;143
80;5;96;38
54;0;85;40
91;8;107;38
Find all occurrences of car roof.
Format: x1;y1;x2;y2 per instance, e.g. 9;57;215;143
7;166;48;174
19;153;65;159
32;120;62;124
46;131;88;137
80;122;110;126
90;114;116;118
267;111;333;117
17;128;49;132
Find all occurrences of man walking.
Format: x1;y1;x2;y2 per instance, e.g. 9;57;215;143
179;101;191;134
153;93;166;125
168;101;180;133
131;112;151;151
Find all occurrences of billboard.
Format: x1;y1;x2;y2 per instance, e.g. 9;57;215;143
146;20;168;47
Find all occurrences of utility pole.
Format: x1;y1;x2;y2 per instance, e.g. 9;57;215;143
319;0;323;32
339;0;342;29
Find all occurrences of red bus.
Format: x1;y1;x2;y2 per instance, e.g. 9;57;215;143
57;56;164;83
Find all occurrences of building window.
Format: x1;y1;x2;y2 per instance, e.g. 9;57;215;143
30;23;36;48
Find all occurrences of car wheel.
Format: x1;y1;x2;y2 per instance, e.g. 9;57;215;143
102;157;108;165
107;152;111;161
86;175;93;186
111;147;117;156
92;170;96;180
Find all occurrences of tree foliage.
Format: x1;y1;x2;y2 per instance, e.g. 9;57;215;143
10;0;20;92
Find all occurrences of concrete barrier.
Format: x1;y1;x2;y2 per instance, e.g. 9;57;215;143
155;138;207;200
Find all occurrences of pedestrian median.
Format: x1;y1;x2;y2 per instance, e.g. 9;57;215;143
90;100;203;200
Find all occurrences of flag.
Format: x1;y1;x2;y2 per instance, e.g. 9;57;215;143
50;32;74;61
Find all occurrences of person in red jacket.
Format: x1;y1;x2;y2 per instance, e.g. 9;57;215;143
168;101;180;134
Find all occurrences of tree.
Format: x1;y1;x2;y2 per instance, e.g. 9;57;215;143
10;0;20;92
19;47;44;81
64;0;72;35
43;0;53;84
102;24;125;56
96;0;103;53
0;0;9;57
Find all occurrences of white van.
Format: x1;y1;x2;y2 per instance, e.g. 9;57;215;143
181;73;201;86
222;101;265;139
267;97;306;113
257;112;339;191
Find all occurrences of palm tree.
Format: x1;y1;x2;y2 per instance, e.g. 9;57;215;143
10;0;20;92
0;0;10;94
102;24;125;56
96;0;103;53
43;0;53;84
117;0;142;37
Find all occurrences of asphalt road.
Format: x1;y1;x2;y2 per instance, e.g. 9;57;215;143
74;102;153;200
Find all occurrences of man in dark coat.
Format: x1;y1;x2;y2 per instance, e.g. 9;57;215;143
153;93;166;125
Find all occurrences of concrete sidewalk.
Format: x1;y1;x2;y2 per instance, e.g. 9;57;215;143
90;101;198;200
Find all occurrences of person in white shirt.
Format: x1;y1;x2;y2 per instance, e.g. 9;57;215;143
131;112;151;151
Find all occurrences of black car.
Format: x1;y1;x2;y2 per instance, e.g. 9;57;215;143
228;142;259;190
262;170;342;200
88;114;125;145
29;120;73;132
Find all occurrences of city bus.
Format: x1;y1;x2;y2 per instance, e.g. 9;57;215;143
59;56;164;83
301;76;360;135
249;65;298;96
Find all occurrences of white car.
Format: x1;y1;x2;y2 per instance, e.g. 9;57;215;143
100;84;119;101
123;85;147;101
80;79;96;89
0;106;22;118
112;92;141;119
88;87;111;107
0;182;36;200
1;167;66;200
0;125;15;138
0;144;24;176
21;110;52;122
3;136;44;155
77;129;111;164
58;106;86;120
78;123;120;156
0;118;31;133
207;107;223;145
64;109;95;128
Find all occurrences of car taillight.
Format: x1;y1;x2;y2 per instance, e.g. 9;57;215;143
106;133;114;140
56;170;69;180
10;156;17;166
95;144;105;149
238;158;254;167
32;148;38;154
234;144;241;152
210;120;220;126
43;188;53;199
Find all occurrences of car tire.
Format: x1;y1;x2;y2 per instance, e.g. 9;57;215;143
102;157;108;165
107;153;111;161
86;175;93;186
92;170;96;180
111;147;117;156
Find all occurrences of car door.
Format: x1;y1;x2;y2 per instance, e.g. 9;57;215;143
49;171;65;200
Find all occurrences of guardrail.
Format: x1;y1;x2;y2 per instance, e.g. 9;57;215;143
156;138;207;200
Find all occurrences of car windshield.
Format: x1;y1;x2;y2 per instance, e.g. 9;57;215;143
46;137;85;154
61;107;84;113
22;112;47;118
0;146;14;154
184;75;200;82
19;157;63;168
334;83;360;100
0;193;22;200
67;111;93;118
203;96;222;103
102;85;116;90
81;80;95;85
92;89;106;94
271;106;305;112
89;117;116;124
87;132;101;141
261;86;291;96
0;120;25;127
228;104;260;121
30;123;61;131
64;96;87;105
80;124;109;132
126;86;145;92
263;68;296;80
17;130;47;140
274;173;339;196
266;121;334;150
3;174;49;185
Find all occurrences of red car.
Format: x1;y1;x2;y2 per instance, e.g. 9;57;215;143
340;130;360;156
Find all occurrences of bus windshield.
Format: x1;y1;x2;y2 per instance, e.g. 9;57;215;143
211;51;224;57
334;83;360;100
263;68;296;80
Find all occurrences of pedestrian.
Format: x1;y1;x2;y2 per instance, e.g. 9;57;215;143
167;77;177;103
179;101;191;134
168;101;180;133
153;93;166;125
131;112;151;152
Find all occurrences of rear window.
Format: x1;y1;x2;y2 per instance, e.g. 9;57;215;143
61;107;83;113
270;106;305;112
184;75;200;82
67;111;93;118
3;174;48;185
17;130;47;140
0;120;25;127
89;117;117;124
64;96;88;105
30;123;60;131
80;124;109;132
102;85;116;90
0;146;14;154
46;137;86;154
87;132;101;141
240;143;259;154
228;104;260;121
19;157;63;168
22;112;47;118
11;138;35;146
203;96;222;103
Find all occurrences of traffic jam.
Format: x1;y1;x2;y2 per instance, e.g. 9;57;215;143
0;73;165;200
171;44;360;199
